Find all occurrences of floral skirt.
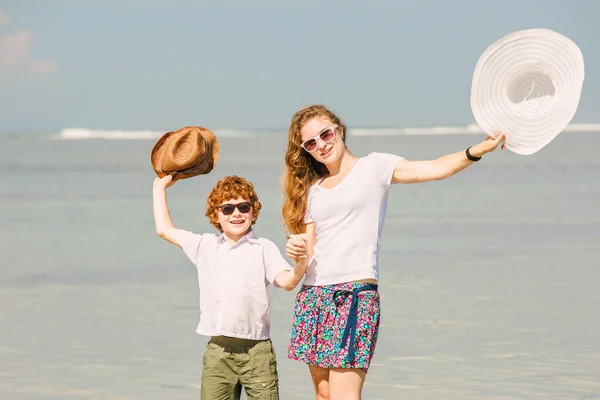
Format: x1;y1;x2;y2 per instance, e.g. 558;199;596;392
287;282;380;372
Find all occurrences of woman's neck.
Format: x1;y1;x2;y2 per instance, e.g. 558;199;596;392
326;150;355;177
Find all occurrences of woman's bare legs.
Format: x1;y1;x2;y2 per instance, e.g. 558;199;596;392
308;365;366;400
309;365;330;400
329;368;366;400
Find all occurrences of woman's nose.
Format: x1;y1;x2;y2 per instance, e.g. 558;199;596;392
317;138;328;151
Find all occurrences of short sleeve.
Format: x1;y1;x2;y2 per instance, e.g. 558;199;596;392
179;230;205;266
262;240;292;286
304;209;313;224
303;186;314;224
369;152;404;189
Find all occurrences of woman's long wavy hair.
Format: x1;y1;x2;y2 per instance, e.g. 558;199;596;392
282;104;347;234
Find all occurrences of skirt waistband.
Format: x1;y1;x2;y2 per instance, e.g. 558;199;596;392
300;282;379;293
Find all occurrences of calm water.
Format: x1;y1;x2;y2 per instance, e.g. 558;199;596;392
1;132;599;399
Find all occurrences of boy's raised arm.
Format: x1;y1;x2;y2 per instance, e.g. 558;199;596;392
153;175;184;247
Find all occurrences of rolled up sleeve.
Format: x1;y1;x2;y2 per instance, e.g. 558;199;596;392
263;240;292;286
179;230;205;266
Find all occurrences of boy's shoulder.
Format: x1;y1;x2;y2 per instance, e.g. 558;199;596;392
247;231;278;248
246;232;287;256
180;231;220;251
185;231;219;242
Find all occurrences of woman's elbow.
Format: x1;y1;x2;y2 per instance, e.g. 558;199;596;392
278;279;296;291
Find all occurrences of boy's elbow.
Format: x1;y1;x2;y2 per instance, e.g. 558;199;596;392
156;228;171;240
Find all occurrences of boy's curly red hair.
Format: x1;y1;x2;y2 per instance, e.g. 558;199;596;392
205;175;262;232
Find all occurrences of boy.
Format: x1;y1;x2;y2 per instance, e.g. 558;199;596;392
152;174;308;400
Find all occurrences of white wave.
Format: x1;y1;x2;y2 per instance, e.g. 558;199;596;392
53;128;267;140
350;125;482;136
562;123;600;132
349;123;600;137
54;128;163;140
51;123;600;140
211;129;264;137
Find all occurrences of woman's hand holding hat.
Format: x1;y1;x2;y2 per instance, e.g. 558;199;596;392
468;132;507;158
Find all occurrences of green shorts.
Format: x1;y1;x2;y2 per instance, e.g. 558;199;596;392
201;336;279;400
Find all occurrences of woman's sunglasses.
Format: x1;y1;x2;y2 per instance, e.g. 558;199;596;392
300;124;338;152
218;202;252;215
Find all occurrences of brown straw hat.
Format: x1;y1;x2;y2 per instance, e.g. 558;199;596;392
151;126;219;180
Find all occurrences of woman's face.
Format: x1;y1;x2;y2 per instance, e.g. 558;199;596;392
299;117;345;165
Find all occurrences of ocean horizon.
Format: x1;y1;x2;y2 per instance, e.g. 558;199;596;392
2;122;600;141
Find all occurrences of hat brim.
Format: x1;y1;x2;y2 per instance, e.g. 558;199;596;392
470;28;585;155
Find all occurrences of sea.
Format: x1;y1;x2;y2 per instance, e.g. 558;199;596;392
1;127;599;399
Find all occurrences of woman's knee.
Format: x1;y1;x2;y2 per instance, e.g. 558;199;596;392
315;381;330;400
328;368;366;400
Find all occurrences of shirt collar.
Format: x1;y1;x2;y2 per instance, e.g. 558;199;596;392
217;229;260;246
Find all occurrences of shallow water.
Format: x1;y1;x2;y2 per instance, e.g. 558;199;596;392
1;132;599;399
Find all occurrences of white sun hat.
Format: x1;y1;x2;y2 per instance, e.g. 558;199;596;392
470;28;585;155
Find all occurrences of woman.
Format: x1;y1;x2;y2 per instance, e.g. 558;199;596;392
283;104;505;400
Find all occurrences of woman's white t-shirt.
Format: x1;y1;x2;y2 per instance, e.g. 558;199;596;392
303;152;403;286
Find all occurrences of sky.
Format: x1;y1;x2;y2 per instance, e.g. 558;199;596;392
0;0;598;132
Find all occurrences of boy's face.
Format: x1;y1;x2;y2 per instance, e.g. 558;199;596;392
217;196;254;241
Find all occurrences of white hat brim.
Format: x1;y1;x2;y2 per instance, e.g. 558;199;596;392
470;29;585;155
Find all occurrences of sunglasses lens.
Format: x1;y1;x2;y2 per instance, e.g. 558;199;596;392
237;203;251;213
320;128;335;142
221;205;235;215
220;203;251;215
303;139;318;152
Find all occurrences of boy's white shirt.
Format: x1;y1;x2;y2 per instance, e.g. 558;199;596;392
179;229;291;340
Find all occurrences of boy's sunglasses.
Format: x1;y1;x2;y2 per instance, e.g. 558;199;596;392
300;124;338;152
218;202;252;215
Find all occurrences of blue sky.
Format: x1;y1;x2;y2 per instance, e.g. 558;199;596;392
0;0;598;131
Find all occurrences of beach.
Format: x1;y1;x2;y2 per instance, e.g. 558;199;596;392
1;131;599;399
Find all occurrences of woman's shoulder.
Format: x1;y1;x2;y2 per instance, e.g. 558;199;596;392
361;152;405;166
307;179;322;193
362;151;402;160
